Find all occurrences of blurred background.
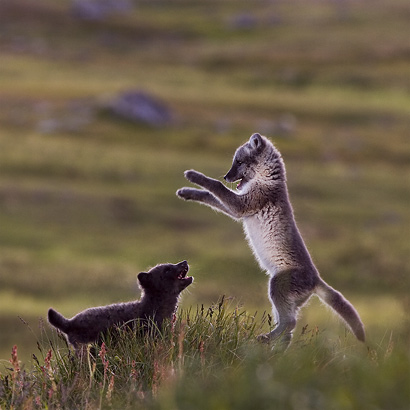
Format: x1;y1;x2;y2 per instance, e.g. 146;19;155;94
0;0;409;363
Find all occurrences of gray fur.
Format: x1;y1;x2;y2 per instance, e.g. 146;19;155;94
177;133;365;347
48;261;193;348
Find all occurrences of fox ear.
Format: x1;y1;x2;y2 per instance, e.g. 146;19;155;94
249;133;263;150
137;272;150;287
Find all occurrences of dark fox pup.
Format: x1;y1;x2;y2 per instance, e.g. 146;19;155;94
48;261;193;349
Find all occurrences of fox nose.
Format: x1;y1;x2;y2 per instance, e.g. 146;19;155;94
224;168;234;181
224;171;235;182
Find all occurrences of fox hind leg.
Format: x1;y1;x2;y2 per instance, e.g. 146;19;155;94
258;279;297;349
258;297;298;349
258;270;314;349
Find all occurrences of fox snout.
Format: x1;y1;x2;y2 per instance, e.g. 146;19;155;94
177;260;188;269
224;167;239;183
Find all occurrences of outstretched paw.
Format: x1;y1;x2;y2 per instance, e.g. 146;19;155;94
176;188;201;201
184;169;206;185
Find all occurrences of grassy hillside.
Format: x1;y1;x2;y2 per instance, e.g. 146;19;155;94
0;0;409;403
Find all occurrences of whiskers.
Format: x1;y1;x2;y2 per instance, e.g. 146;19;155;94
218;174;234;190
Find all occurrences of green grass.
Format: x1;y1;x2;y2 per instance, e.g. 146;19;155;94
0;0;409;407
1;298;409;409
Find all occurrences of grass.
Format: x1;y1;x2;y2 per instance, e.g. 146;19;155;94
0;0;409;407
1;298;408;410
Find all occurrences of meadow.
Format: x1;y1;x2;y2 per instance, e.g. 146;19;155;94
0;0;409;408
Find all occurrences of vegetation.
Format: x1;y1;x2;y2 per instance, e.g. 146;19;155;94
0;0;409;408
1;298;409;409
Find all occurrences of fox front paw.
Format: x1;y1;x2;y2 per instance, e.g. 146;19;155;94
176;188;200;201
184;169;206;185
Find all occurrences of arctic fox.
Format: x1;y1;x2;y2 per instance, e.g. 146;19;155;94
48;261;193;348
177;133;365;347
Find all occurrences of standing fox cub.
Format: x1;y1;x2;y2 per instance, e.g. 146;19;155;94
177;133;365;347
48;261;193;348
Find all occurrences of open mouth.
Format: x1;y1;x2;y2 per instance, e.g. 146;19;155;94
177;264;193;286
236;178;245;190
177;265;189;280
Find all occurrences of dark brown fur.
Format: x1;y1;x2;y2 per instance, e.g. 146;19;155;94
48;261;193;348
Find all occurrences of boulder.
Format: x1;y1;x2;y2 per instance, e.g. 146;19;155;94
108;90;172;127
71;0;134;21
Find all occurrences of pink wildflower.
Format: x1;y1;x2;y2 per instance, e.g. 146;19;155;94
99;342;109;378
10;345;20;373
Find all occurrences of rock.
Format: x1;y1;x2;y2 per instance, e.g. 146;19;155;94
71;0;134;21
108;90;172;127
229;13;258;30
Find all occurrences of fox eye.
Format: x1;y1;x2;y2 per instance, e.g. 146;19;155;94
237;160;243;165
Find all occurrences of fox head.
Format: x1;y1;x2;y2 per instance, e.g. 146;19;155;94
137;261;193;297
224;133;286;191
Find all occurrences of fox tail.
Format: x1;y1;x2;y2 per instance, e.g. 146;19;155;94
315;278;365;342
48;308;70;333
